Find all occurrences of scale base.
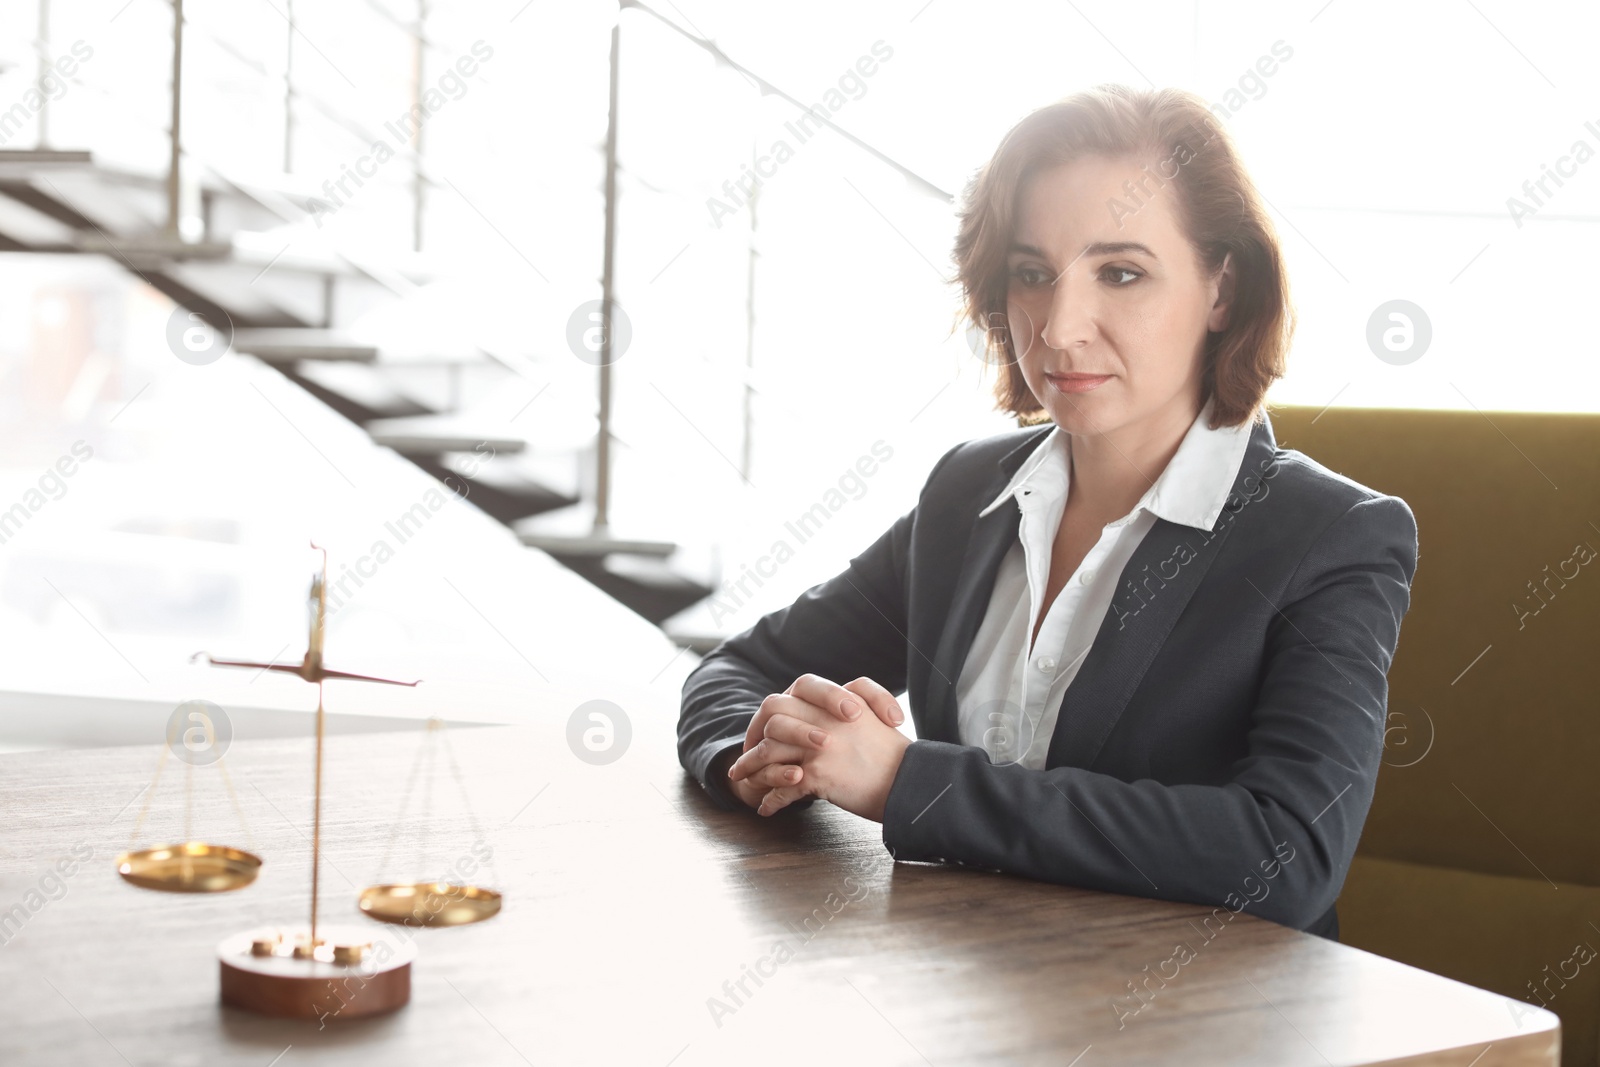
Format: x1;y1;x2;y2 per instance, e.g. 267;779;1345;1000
218;924;417;1020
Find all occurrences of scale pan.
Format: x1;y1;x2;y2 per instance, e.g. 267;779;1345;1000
116;842;262;893
358;882;502;927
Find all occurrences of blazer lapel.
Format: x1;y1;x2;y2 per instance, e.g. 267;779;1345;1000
921;427;1049;744
1045;415;1279;769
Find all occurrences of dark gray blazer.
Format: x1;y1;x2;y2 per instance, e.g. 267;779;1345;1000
678;411;1418;939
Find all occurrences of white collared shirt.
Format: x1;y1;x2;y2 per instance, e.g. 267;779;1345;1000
954;395;1256;768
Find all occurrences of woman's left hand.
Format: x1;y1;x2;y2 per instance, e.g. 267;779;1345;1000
727;682;912;822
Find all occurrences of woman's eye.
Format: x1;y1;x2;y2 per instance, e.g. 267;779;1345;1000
1010;265;1051;288
1011;264;1140;288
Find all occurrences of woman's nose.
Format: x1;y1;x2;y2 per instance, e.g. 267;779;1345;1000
1039;277;1096;352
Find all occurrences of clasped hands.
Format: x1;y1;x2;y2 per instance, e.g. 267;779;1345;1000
725;674;911;822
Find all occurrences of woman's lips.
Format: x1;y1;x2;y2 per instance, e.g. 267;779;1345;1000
1046;374;1112;394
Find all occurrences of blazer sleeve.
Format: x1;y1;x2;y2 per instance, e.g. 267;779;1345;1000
880;493;1419;931
677;445;961;813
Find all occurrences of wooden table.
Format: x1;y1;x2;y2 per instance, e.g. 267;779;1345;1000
0;704;1560;1066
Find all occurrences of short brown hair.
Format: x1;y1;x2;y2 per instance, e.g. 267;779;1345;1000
950;84;1293;429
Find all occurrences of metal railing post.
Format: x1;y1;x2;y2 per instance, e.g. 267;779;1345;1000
410;0;426;252
283;0;295;172
167;0;184;236
35;0;51;148
595;11;621;531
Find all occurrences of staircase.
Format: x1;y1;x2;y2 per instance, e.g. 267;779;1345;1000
2;0;952;658
0;146;721;640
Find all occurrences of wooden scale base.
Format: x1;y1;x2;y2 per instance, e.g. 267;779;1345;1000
218;925;417;1020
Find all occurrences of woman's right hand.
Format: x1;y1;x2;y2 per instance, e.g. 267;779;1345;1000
740;674;904;754
724;674;906;812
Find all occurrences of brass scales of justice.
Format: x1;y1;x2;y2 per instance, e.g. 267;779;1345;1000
113;542;502;1019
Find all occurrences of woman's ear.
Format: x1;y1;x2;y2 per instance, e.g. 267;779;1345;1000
1207;251;1235;333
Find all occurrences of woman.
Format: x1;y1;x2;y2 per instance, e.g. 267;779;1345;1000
676;84;1417;940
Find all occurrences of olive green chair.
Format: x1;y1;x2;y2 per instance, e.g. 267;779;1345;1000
1270;404;1600;1066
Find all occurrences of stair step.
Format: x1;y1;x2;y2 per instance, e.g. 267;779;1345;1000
138;266;308;330
439;448;578;497
0;190;78;247
74;232;368;286
660;601;738;655
289;361;440;423
75;231;234;261
365;415;527;455
234;329;379;364
227;236;366;277
0;155;312;245
407;450;578;524
0;149;94;169
601;553;709;593
0;176;150;238
559;554;716;626
235;327;486;368
514;506;677;559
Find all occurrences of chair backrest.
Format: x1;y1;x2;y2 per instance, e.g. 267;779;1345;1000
1267;404;1600;889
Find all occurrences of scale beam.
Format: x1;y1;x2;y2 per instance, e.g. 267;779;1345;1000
190;652;422;687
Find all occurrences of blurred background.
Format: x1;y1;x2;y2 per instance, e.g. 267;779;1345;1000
0;0;1595;752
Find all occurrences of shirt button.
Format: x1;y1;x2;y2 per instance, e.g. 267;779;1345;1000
1079;568;1095;585
1037;656;1056;673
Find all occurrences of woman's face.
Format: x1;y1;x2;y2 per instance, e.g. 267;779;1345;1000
1004;154;1233;440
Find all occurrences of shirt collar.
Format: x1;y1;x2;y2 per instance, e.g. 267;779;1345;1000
975;395;1255;532
977;423;1065;519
